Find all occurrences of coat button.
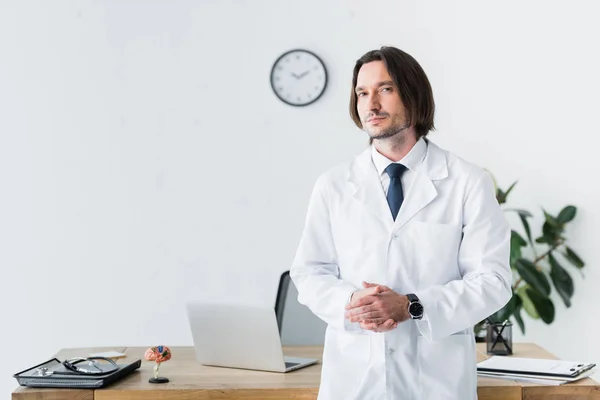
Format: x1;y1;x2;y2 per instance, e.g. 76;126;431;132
388;347;395;355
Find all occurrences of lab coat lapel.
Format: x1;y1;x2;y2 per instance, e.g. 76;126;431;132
392;140;448;232
392;171;437;231
349;148;394;227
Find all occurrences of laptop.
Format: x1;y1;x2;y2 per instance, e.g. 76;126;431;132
185;302;319;373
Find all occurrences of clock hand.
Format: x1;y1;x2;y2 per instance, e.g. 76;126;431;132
298;70;311;79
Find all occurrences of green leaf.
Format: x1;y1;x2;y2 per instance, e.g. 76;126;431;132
504;181;517;200
518;215;533;246
496;181;518;204
504;208;533;218
543;209;561;228
542;221;556;239
511;230;527;247
513;307;525;334
510;294;525;334
491;293;519;323
517;285;539;319
535;236;552;244
557;205;577;224
488;171;498;192
537;219;562;245
504;208;534;245
564;247;585;269
515;258;551;297
510;231;527;265
548;253;574;308
496;188;507;205
526;288;555;324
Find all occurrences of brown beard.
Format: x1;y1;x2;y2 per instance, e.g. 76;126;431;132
368;121;411;141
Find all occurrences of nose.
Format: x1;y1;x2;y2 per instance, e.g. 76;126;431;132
366;93;380;113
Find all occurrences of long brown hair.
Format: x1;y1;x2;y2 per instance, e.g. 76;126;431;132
349;47;435;143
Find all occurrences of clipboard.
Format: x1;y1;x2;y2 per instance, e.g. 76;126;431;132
478;367;597;384
477;356;596;378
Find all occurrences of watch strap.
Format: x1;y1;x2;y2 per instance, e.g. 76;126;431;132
407;293;419;303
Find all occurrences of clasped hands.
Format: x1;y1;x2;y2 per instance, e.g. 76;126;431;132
344;282;410;332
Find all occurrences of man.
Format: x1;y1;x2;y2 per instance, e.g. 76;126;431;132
290;46;512;400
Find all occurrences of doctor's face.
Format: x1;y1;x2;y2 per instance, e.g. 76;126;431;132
355;61;410;141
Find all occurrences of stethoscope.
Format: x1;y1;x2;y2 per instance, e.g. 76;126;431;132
36;357;119;376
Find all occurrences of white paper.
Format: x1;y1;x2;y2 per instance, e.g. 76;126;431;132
478;372;566;386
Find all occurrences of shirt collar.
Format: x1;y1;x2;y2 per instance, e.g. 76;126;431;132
371;137;428;177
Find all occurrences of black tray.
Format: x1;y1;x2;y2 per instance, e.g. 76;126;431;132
13;357;142;389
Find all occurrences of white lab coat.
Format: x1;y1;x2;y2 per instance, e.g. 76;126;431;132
290;139;512;400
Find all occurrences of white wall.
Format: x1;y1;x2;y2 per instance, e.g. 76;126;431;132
1;0;599;396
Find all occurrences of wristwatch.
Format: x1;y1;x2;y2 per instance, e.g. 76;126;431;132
407;293;424;320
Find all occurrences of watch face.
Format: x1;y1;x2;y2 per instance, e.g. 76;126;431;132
409;302;424;317
270;49;328;107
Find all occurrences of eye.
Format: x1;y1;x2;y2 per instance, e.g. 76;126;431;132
357;92;366;97
381;87;393;93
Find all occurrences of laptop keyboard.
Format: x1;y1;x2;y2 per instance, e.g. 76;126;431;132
285;362;300;369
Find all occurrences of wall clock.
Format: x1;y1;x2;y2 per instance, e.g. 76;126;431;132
270;49;328;107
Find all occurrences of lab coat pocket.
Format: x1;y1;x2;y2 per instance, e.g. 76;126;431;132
409;221;463;286
417;333;476;400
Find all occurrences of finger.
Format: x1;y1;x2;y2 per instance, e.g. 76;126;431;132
363;282;384;292
348;287;391;309
349;312;386;323
357;317;389;325
382;319;396;329
366;286;384;296
370;318;395;328
364;282;392;292
346;295;363;310
363;283;385;296
345;288;379;310
345;306;377;320
363;322;394;333
360;321;380;331
346;295;376;311
364;319;395;333
374;319;396;333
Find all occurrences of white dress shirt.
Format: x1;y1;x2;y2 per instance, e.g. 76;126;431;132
370;136;428;198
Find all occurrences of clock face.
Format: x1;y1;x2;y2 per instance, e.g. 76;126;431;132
270;49;328;107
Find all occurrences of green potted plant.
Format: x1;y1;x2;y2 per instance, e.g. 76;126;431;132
474;178;586;341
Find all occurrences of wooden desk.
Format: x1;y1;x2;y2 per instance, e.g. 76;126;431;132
12;343;600;400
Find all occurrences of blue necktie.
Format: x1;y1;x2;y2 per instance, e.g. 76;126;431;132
385;163;407;221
